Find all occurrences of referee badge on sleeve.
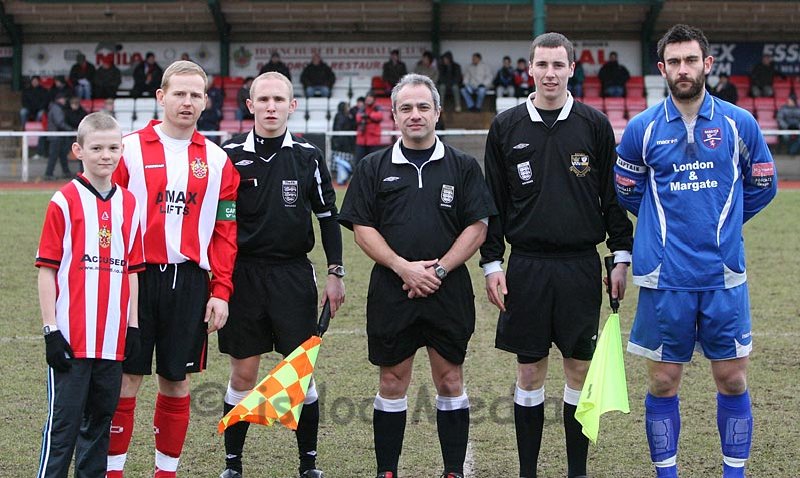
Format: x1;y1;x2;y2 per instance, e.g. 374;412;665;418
440;184;455;208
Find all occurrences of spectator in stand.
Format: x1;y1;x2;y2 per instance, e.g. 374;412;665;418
131;52;163;98
100;98;116;118
236;77;255;121
598;51;630;97
461;52;493;112
44;93;72;180
206;75;224;118
301;52;336;98
438;51;463;112
21;76;50;158
568;61;585;98
382;49;408;93
260;52;292;82
513;58;534;98
414;51;439;84
49;76;73;106
355;91;385;163
69;53;95;100
493;56;516;98
350;96;365;120
332;101;356;185
93;59;122;99
65;96;88;172
750;53;783;98
197;97;223;144
777;96;800;154
180;52;191;61
709;73;738;105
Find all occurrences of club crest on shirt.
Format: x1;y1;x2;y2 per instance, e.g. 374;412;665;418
702;128;722;149
282;180;298;205
191;157;208;179
440;184;455;208
98;225;111;249
517;161;533;184
569;152;591;177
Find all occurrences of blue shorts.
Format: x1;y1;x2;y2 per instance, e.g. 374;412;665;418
627;284;751;363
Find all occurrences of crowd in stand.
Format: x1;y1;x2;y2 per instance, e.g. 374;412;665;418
20;47;800;167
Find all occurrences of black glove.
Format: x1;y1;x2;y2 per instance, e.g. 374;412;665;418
45;331;74;372
124;326;141;361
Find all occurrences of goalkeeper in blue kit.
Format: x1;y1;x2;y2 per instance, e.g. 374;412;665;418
615;25;777;478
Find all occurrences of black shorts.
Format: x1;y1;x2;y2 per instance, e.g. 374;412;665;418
218;258;317;359
366;264;475;367
495;251;601;361
123;262;209;381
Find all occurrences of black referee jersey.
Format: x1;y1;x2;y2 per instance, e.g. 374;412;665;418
479;94;632;264
339;138;497;262
223;130;341;262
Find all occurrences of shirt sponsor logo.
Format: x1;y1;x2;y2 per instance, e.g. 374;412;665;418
616;157;646;174
155;189;197;216
702;128;722;149
569;152;591;177
440;184;454;208
80;254;127;266
655;138;678;145
98;225;112;249
234;159;253;166
382;176;401;182
512;142;529;150
282;180;298;205
517;161;533;184
615;174;636;187
144;164;165;169
190;157;208;179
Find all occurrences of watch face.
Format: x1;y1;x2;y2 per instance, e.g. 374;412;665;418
435;266;446;279
328;265;346;277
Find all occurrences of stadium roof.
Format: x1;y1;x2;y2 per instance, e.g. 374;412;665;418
0;0;798;44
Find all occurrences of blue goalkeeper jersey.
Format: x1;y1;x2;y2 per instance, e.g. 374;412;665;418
615;93;776;291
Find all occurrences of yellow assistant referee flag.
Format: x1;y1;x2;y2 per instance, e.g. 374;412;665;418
575;312;630;443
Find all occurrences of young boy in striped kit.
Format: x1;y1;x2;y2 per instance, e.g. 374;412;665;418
36;112;145;477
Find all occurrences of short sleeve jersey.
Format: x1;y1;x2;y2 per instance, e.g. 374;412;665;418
615;93;777;291
113;120;239;300
339;137;497;261
36;175;145;361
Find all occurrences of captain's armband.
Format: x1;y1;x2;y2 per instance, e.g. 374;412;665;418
216;200;237;221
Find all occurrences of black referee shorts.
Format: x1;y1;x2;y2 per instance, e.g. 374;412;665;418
366;265;475;367
495;251;601;361
218;258;318;359
123;262;209;382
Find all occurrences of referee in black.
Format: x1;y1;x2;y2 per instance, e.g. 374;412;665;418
480;33;633;478
218;72;345;478
339;73;496;478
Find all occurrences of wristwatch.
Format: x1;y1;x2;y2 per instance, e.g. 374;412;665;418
327;265;346;278
433;263;448;280
42;325;58;336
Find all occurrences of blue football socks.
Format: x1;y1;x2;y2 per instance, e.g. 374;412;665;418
645;393;680;477
718;390;752;478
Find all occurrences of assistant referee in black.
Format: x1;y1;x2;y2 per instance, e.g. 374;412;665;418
339;73;496;478
479;33;633;478
218;72;345;478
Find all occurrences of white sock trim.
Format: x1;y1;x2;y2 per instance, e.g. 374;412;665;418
155;450;180;472
374;394;408;413
564;384;581;406
654;455;677;467
435;392;469;411
304;379;318;405
514;385;545;407
723;456;747;467
107;453;127;471
224;382;250;405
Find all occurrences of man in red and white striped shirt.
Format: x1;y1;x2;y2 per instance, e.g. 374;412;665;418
36;112;145;477
107;61;239;478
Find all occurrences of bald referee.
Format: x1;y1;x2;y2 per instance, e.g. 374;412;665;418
339;73;496;478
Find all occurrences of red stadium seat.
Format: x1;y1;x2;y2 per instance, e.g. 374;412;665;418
628;76;644;87
754;97;776;119
80;99;93;112
737;97;755;115
39;76;55;89
92;98;107;111
758;117;779;145
25;121;44;148
240;119;255;132
626;86;644;98
604;97;625;112
219;119;241;134
582;96;604;111
626;97;647;117
606;109;625;121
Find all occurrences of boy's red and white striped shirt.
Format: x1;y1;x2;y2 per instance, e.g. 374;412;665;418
36;175;145;361
113;120;239;300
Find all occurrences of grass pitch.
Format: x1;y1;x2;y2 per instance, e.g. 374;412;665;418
0;188;798;477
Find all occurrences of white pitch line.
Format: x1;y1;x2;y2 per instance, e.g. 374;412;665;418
464;439;475;478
